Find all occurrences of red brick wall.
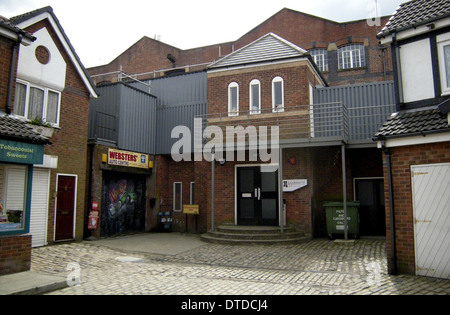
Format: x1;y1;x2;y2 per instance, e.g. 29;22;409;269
0;235;31;275
0;36;17;113
88;9;392;86
383;141;450;275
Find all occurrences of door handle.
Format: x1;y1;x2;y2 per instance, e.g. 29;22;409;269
257;188;261;201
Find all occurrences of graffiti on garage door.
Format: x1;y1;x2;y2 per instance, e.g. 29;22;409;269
101;173;146;236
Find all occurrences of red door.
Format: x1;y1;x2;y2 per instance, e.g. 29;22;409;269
55;175;76;241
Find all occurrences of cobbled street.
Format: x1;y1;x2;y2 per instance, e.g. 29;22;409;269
30;235;450;295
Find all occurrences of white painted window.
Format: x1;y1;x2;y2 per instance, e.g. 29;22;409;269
272;76;284;112
249;79;261;114
228;82;239;116
14;80;61;126
437;34;450;96
310;49;329;72
173;182;182;212
338;44;366;70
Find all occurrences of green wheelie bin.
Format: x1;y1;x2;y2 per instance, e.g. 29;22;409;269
324;201;360;240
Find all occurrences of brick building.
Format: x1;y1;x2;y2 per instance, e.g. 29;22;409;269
0;6;98;266
374;0;450;278
88;8;393;87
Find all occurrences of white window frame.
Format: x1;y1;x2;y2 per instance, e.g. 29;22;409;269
310;49;329;72
272;76;284;112
14;79;62;127
437;34;450;96
249;79;261;115
338;44;366;70
173;182;182;212
228;82;239;116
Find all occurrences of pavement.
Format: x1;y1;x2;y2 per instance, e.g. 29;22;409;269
1;233;449;295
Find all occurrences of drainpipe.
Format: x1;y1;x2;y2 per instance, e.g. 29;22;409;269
381;141;397;275
6;35;22;115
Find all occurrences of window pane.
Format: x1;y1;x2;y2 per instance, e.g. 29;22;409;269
14;83;27;117
274;81;283;106
174;183;182;211
27;87;44;121
230;86;238;112
47;91;59;124
0;165;27;232
251;83;260;113
444;45;450;88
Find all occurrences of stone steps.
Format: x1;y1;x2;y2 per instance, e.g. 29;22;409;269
201;225;310;245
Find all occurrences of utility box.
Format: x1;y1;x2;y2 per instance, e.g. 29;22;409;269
324;202;360;239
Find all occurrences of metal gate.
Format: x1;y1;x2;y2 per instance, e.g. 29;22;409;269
411;163;450;279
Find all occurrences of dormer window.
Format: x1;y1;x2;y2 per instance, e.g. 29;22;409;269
338;44;366;70
272;76;284;112
250;79;261;114
228;82;239;116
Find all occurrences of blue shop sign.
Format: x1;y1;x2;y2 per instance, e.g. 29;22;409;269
0;139;44;165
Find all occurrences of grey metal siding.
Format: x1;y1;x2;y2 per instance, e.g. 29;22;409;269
117;84;157;154
314;81;396;141
88;84;119;142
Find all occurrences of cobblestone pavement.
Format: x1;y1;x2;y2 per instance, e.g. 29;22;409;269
30;237;450;295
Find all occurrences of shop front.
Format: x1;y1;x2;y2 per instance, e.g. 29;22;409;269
0;134;47;275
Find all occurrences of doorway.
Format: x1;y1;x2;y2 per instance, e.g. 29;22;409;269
55;175;76;241
236;165;278;226
354;178;385;236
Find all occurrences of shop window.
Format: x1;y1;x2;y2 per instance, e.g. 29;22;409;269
309;49;329;72
0;164;28;233
173;182;182;212
14;80;61;126
338;44;366;70
250;79;261;114
272;76;284;112
228;82;239;116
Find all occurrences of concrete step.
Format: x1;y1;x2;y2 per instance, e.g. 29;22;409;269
200;225;310;245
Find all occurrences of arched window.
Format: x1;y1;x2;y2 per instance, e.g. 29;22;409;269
272;76;284;112
228;82;239;116
249;79;261;114
338;44;366;70
309;49;329;72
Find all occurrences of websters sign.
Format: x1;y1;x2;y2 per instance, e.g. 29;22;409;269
108;148;149;169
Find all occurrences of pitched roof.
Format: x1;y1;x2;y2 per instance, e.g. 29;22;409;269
374;108;450;139
378;0;450;38
0;115;50;145
10;6;98;98
0;16;35;43
207;33;308;70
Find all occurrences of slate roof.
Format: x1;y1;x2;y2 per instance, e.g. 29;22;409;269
207;33;309;70
0;115;51;145
378;0;450;38
374;107;450;140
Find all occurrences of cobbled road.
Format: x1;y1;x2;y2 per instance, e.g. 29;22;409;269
30;237;450;295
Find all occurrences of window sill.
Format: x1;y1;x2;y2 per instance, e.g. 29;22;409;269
26;123;59;138
337;66;367;72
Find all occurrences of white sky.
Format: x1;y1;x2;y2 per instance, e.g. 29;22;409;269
1;0;404;68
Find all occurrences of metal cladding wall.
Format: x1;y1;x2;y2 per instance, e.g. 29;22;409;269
144;72;208;155
314;81;396;142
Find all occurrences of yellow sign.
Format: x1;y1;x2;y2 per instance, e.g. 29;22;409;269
108;149;149;169
183;205;199;215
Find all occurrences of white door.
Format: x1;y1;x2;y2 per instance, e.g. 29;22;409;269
29;168;50;247
411;163;450;279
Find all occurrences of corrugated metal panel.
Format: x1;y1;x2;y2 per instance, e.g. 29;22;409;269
88;84;119;142
208;33;307;69
314;81;396;141
117;84;157;154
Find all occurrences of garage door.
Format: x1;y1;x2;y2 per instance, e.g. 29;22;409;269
29;168;50;248
411;163;450;279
